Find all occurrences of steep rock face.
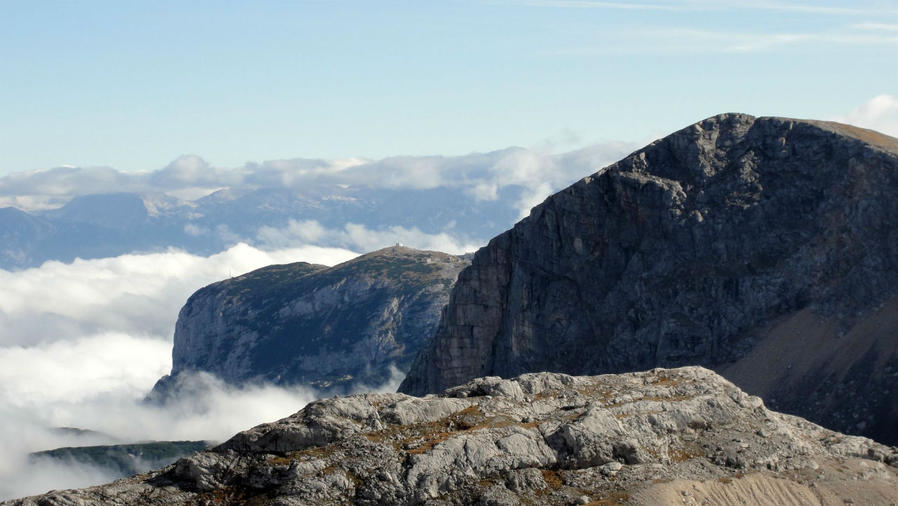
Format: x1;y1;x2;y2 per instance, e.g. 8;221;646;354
151;246;468;397
399;114;898;445
8;367;898;505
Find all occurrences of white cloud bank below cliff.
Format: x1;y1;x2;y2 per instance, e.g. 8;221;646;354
0;243;359;347
0;243;367;500
0;370;328;500
256;220;483;255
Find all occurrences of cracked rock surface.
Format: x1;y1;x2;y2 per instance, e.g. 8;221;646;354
9;367;898;505
399;113;898;445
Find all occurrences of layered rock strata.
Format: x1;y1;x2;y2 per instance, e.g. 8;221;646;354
400;114;898;445
151;246;468;398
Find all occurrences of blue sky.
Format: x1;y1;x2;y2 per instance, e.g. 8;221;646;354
1;0;897;174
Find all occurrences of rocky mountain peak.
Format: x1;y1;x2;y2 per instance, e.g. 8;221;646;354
150;246;469;399
399;114;898;445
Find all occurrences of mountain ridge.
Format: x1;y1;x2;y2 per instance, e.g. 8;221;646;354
150;245;469;399
399;113;898;445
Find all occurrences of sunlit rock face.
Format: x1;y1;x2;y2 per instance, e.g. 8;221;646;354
150;246;469;399
400;113;898;445
8;367;898;505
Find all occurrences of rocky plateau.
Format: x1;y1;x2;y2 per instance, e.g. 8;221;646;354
8;367;898;505
151;246;468;398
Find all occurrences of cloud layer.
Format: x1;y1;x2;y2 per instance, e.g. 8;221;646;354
256;220;484;255
0;243;359;347
0;143;634;217
0;243;362;500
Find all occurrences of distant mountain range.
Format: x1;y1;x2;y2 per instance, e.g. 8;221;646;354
0;144;632;269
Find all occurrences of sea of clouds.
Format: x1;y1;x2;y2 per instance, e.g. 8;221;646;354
0;220;495;500
0;141;640;499
0;243;368;500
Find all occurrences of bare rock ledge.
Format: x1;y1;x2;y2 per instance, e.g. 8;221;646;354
7;367;898;505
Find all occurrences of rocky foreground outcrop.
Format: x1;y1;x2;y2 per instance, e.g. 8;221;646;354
150;246;468;399
400;113;898;445
8;367;898;505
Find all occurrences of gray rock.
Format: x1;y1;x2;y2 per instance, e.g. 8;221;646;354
399;113;898;445
8;367;898;505
600;461;623;476
149;246;468;399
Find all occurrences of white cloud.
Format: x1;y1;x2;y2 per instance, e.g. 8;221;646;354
0;143;631;217
836;94;898;138
1;455;115;502
0;243;359;347
632;28;898;54
547;25;898;57
0;333;170;404
0;243;362;500
183;222;208;236
0;368;326;500
851;23;898;31
516;0;898;16
0;166;147;210
0;195;63;211
257;220;483;255
0;355;405;500
515;182;555;219
243;157;368;188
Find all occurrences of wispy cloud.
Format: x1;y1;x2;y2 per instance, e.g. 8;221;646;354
0;243;363;500
0;243;358;347
852;22;898;31
0;369;327;500
727;1;898;16
0;142;631;216
513;0;898;16
659;29;817;53
834;94;898;138
514;0;682;10
550;27;898;56
256;220;484;255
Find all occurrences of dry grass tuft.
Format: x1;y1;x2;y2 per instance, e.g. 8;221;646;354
541;469;564;489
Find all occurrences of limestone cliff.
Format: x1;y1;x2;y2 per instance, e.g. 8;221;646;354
399;114;898;445
151;246;468;398
8;368;898;505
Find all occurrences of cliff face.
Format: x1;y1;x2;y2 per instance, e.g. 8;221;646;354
9;367;898;505
151;246;468;397
399;114;898;445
